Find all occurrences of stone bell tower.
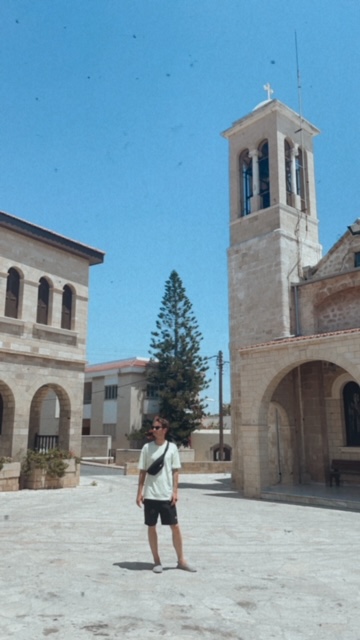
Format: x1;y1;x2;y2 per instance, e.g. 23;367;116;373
222;94;323;350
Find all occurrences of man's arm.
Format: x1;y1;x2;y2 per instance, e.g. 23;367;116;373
171;469;179;506
136;470;147;507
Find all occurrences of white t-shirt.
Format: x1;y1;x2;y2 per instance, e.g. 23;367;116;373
138;440;181;501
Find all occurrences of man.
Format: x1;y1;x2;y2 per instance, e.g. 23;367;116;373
136;416;196;574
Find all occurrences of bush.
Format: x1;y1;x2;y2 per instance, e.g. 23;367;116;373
21;449;78;478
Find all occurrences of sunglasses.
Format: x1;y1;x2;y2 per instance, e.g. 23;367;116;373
151;425;163;430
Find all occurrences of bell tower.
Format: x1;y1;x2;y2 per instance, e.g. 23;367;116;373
222;95;322;348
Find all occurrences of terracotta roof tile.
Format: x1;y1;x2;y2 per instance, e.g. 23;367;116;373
85;357;151;373
239;327;360;352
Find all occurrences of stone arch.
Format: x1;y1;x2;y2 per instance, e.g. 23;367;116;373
315;286;360;333
254;351;360;428
28;384;71;452
313;274;360;308
331;372;355;398
0;381;15;457
255;355;359;485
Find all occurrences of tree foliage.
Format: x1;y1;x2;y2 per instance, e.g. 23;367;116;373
147;270;209;446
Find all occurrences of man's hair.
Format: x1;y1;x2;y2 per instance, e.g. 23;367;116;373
153;416;170;431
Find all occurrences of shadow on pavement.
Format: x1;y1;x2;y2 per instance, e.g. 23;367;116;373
203;491;244;499
179;478;232;492
114;562;178;572
113;561;154;571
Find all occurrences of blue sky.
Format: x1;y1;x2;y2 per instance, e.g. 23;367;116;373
0;1;359;410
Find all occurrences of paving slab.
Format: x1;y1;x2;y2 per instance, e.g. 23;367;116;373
1;470;360;639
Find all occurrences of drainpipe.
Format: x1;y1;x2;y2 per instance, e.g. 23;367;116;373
294;284;301;336
275;408;282;484
297;366;306;484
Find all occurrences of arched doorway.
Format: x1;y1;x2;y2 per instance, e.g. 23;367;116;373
264;359;357;486
0;381;15;457
28;385;71;452
212;444;232;461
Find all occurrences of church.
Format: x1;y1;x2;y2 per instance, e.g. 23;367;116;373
223;95;360;497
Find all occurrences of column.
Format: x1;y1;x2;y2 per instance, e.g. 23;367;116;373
241;424;269;497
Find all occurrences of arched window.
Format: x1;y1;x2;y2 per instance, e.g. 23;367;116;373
37;277;50;325
239;149;252;216
343;382;360;447
284;140;292;206
258;140;270;209
296;147;307;212
61;285;73;330
5;268;20;318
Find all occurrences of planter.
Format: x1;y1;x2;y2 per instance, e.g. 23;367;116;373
21;457;80;490
20;449;80;491
0;462;21;492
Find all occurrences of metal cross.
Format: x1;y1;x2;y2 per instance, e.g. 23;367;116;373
263;83;274;100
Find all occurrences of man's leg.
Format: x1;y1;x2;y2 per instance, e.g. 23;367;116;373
170;523;185;564
170;523;197;572
148;525;161;565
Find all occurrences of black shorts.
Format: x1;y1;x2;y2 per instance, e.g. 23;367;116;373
144;499;178;526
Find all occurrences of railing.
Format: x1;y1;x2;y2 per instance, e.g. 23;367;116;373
34;434;59;453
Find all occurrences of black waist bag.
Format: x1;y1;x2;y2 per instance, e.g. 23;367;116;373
147;442;169;476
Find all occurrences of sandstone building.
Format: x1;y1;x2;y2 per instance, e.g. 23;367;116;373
223;98;360;497
83;357;159;453
0;211;104;461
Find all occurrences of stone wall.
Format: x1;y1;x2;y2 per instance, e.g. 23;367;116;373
0;461;20;491
116;448;195;466
232;329;360;496
123;461;232;476
81;435;112;461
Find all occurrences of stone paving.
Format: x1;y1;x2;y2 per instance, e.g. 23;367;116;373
1;469;360;639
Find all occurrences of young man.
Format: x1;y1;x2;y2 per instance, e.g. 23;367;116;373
136;416;196;574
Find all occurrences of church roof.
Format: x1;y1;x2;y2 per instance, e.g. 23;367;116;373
221;99;320;139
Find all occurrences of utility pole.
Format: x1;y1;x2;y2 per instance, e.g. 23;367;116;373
217;350;224;461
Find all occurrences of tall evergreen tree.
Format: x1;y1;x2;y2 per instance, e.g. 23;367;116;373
147;270;209;446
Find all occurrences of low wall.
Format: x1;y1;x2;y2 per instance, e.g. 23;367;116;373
115;449;141;465
181;461;232;474
81;435;112;462
21;459;80;490
116;448;195;467
191;429;232;461
124;460;232;476
0;462;20;492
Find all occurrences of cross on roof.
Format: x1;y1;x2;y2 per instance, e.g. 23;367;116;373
263;83;274;100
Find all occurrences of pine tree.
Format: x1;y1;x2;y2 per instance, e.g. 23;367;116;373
147;270;209;446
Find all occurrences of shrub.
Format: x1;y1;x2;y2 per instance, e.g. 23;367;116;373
21;449;78;478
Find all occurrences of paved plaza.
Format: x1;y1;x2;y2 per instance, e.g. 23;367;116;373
1;468;360;640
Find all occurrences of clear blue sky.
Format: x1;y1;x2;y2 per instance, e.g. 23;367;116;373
0;1;359;411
